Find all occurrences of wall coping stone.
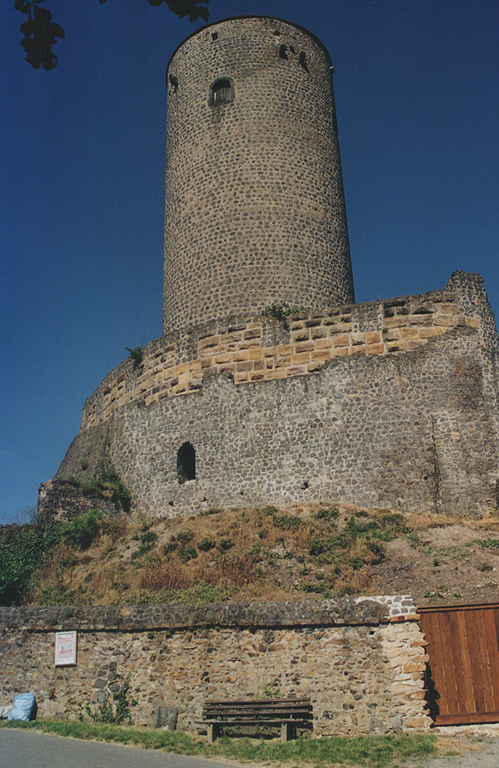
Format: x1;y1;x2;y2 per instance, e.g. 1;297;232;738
0;596;418;632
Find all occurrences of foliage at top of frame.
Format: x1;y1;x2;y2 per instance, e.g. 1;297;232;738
15;0;209;71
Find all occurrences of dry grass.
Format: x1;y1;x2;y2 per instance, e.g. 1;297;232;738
27;503;393;605
25;502;499;607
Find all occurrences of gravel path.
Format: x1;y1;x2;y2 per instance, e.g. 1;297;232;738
425;738;499;768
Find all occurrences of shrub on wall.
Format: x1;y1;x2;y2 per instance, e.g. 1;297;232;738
0;510;108;605
0;526;44;604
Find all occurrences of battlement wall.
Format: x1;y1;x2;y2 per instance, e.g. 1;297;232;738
80;272;496;432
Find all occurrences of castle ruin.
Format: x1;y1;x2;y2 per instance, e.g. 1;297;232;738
40;16;499;520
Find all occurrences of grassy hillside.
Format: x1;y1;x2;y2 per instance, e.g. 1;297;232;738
3;502;499;607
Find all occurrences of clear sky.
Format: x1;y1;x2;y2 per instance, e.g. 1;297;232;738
1;0;498;523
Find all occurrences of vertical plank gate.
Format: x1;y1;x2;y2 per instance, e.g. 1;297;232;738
419;604;499;725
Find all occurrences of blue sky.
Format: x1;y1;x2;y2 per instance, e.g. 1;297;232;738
1;0;498;523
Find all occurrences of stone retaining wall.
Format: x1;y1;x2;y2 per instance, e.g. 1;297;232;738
0;598;431;734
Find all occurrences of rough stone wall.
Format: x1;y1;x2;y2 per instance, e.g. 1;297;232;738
0;598;431;734
51;274;499;519
163;16;354;333
37;480;126;526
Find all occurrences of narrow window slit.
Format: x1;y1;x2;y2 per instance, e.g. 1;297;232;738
177;442;195;484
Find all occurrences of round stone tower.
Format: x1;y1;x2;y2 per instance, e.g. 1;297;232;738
163;16;354;334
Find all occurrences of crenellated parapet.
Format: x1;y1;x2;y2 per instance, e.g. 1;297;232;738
80;272;497;432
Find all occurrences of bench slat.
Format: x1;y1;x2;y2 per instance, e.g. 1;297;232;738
202;712;310;717
202;705;311;712
204;698;310;705
203;700;310;712
198;697;313;744
198;719;310;726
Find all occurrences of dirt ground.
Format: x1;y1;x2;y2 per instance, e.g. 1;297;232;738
372;519;499;608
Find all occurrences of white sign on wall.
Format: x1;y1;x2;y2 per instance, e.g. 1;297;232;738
54;631;77;666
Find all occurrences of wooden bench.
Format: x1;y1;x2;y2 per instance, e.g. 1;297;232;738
197;697;313;743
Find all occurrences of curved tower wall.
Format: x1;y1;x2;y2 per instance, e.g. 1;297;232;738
163;16;354;333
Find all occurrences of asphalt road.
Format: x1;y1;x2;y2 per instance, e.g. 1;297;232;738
0;729;239;768
2;728;499;768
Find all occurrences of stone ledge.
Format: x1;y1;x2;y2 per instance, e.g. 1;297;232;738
0;596;418;632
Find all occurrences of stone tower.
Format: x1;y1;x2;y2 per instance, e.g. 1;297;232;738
163;16;355;333
45;17;499;523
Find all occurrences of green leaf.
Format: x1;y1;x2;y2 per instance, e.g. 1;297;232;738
51;22;65;39
33;5;52;23
198;5;209;22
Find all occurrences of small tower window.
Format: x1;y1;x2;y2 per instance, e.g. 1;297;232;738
177;442;195;484
210;78;234;106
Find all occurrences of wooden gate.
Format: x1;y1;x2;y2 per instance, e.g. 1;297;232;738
419;603;499;725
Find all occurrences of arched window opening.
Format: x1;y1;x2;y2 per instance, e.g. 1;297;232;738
177;442;195;484
210;78;233;105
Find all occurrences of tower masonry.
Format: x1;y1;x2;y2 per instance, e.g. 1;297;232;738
42;18;499;522
163;16;354;333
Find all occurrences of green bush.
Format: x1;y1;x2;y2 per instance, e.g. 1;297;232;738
346;512;407;543
272;513;303;530
132;529;159;561
59;510;103;550
177;531;194;544
140;530;158;547
85;674;137;725
180;545;198;562
0;509;107;605
60;466;131;510
87;467;131;507
478;538;499;549
0;526;44;604
313;506;339;521
163;541;178;557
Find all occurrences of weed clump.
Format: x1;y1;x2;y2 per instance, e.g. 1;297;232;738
60;466;131;510
198;537;216;552
125;345;143;370
261;302;303;324
84;674;137;725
